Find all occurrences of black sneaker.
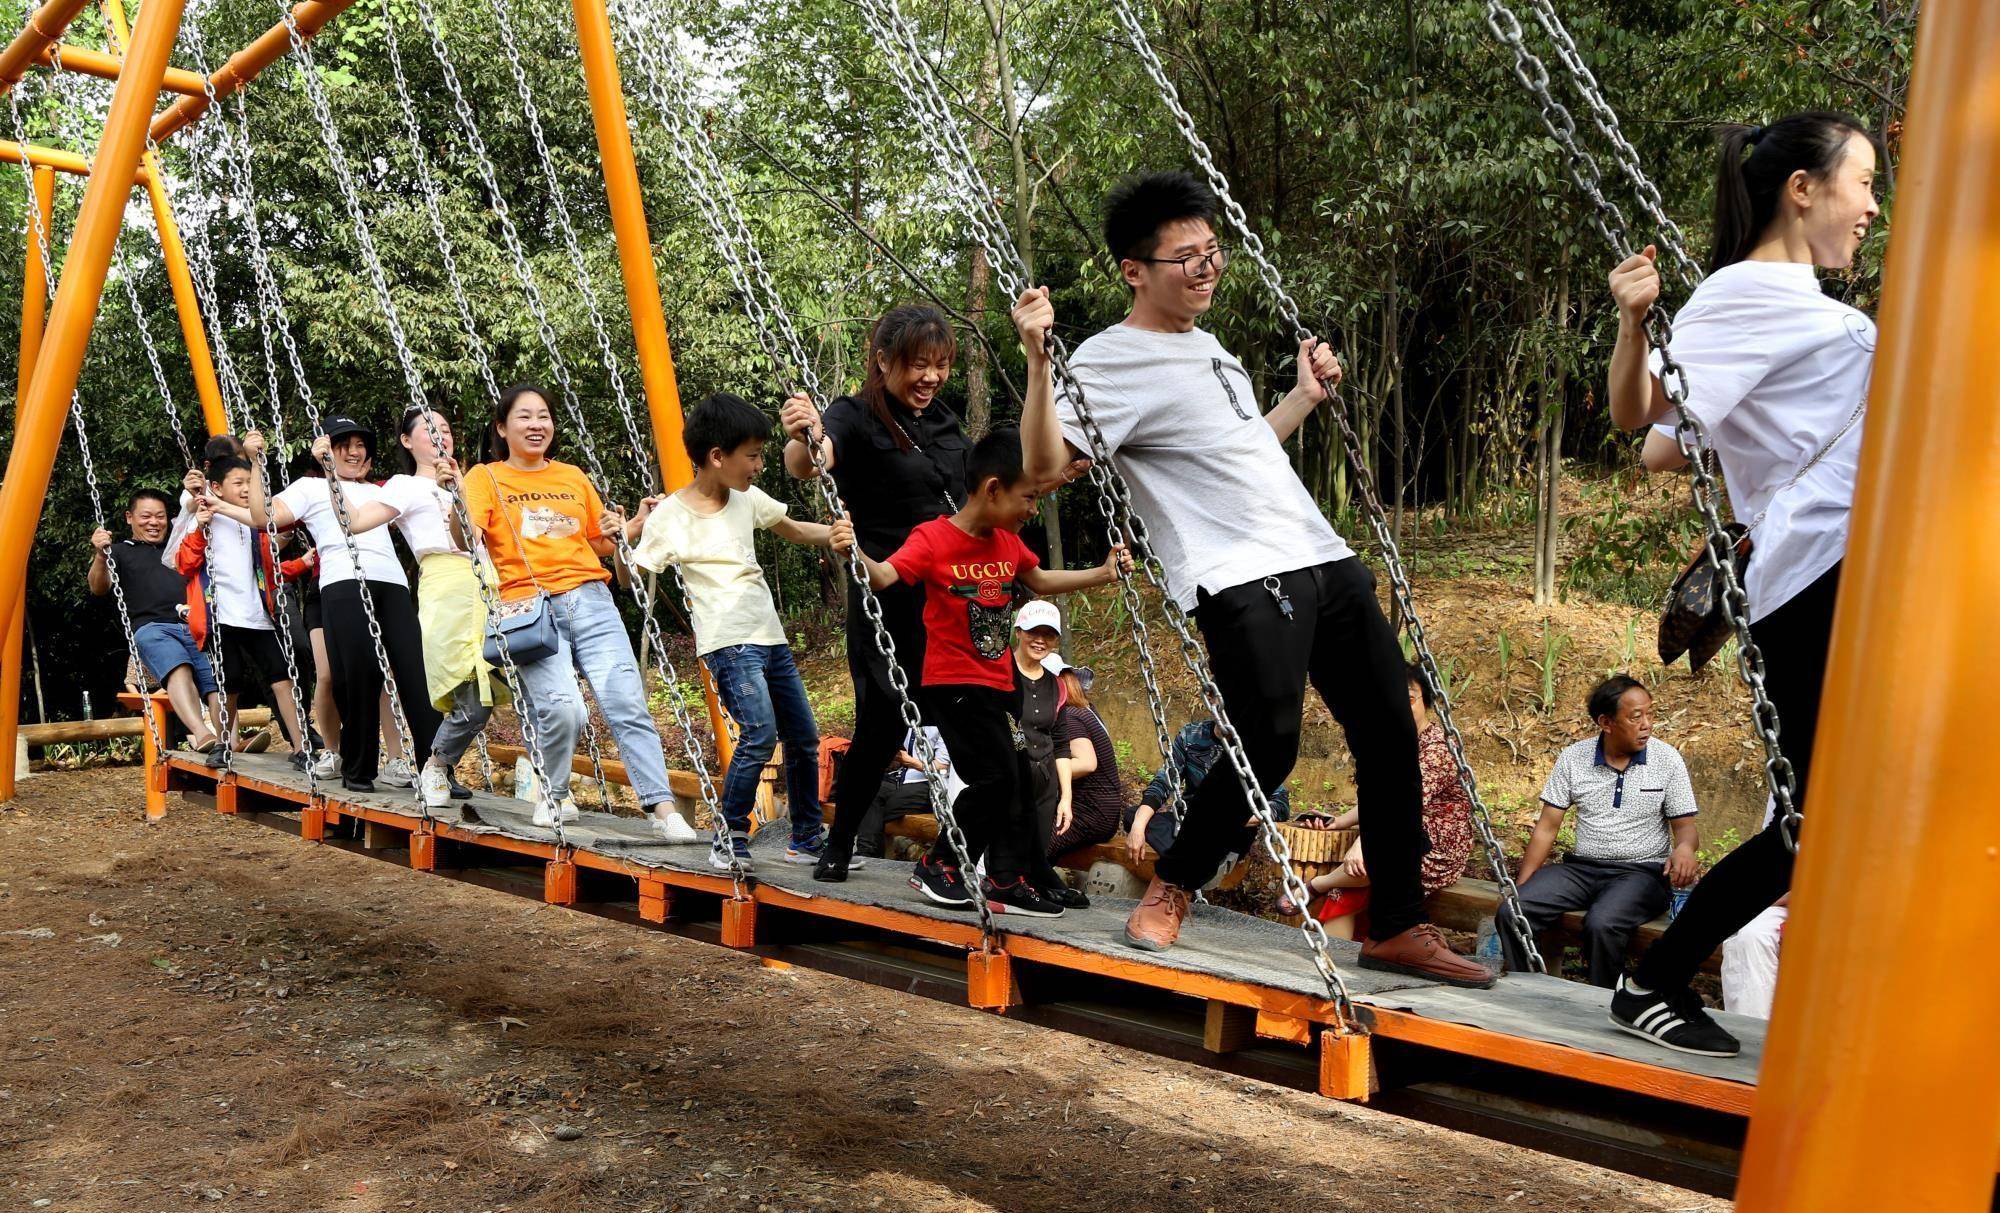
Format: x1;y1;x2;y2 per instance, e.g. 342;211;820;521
447;772;474;800
908;856;973;909
1609;978;1741;1057
813;835;856;884
341;776;376;794
984;877;1065;918
1038;881;1089;910
289;751;311;772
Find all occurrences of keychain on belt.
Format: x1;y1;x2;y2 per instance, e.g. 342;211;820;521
1263;574;1295;622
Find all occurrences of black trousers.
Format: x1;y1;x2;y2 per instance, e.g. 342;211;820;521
854;780;932;858
1499;857;1670;987
320;579;441;784
1635;561;1841;992
1161;558;1429;941
826;579;927;853
921;684;1032;884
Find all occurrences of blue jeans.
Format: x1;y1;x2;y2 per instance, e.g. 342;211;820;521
135;621;218;696
511;580;673;807
701;642;821;839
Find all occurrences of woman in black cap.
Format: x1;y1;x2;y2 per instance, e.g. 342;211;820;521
217;417;442;793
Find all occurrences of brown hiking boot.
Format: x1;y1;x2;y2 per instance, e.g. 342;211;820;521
1123;877;1192;952
1359;924;1499;989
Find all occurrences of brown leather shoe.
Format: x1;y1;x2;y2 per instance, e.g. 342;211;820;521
1124;876;1192;952
1359;924;1499;989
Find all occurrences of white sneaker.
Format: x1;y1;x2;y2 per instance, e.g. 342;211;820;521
310;751;339;780
649;807;700;844
418;762;451;810
378;758;416;789
531;797;579;828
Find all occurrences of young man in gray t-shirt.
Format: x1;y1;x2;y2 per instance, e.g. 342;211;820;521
1016;171;1493;989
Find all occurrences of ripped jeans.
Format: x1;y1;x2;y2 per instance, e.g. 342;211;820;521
511;579;674;808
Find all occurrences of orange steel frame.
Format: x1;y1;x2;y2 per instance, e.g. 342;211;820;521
1;0;1993;1203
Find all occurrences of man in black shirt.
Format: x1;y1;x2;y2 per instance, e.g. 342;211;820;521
89;488;225;763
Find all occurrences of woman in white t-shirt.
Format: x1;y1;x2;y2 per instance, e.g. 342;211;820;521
220;416;443;794
1601;110;1883;1058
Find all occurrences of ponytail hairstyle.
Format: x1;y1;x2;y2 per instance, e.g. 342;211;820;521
1710;111;1878;273
857;304;957;453
485;383;559;464
398;404;451;475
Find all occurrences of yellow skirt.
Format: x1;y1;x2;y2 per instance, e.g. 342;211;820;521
417;552;506;711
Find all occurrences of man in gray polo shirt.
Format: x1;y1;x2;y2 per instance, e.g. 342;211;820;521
1499;675;1700;986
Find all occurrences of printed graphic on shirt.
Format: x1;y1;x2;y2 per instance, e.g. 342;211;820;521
520;505;580;541
946;565;1022;660
1211;357;1250;420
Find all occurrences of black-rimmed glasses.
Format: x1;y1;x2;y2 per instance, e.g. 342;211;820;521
1139;245;1228;280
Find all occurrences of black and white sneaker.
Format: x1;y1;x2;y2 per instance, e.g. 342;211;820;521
909;856;974;909
984;877;1065;918
1609;978;1741;1057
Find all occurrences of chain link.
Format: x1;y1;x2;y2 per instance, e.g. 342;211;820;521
857;0;1359;1011
1483;0;1801;852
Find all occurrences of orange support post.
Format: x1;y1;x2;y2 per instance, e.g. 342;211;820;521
0;0;186;672
139;698;167;819
0;0;92;90
34;43;211;96
409;827;436;871
147;0;358;145
214;776;238;815
966;950;1019;1011
104;0;226;435
719;898;757;948
0;166;55;804
569;0;736;777
1317;1027;1374;1102
1734;3;2000;1208
545;856;578;906
638;877;672;923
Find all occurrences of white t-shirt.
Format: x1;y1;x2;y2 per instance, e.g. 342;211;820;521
629;485;789;654
202;513;274;631
382;474;465;561
274;478;408;588
1057;324;1353;610
1650;261;1874;621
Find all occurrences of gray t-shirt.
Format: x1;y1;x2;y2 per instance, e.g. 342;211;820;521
1539;737;1698;865
1057;324;1353;609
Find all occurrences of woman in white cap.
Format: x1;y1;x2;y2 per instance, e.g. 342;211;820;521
1011;599;1089;908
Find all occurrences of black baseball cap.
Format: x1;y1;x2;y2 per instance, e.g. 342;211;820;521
322;416;377;458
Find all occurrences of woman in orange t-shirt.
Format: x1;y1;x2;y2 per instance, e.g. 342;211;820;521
450;385;694;842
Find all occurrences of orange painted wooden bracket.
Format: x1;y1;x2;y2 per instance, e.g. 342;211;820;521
408;827;436;872
1256;1009;1313;1046
637;877;672;923
214;776;238;815
323;807;342;827
300;803;325;842
1319;1026;1376;1102
967;949;1019;1011
545;856;578;906
720;897;757;948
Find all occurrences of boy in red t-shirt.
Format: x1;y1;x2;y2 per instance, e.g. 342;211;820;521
854;428;1129;917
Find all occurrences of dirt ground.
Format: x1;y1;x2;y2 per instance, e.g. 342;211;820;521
0;770;1726;1213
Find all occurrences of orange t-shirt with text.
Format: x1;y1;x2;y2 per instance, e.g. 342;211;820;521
462;460;609;600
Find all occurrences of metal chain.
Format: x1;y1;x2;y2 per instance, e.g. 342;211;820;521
858;0;1356;1006
5;87;174;767
1110;0;1545;972
614;5;983;917
1484;0;1801;851
397;0;733;856
258;0;574;836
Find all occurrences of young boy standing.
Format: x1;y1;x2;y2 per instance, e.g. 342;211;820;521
856;428;1130;918
182;451;313;765
1014;171;1494;987
629;393;855;869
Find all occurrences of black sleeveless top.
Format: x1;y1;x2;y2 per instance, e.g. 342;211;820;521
821;393;971;561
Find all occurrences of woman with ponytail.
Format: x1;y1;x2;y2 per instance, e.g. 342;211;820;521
1601;111;1883;1058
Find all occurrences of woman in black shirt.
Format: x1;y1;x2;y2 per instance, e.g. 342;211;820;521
781;305;972;880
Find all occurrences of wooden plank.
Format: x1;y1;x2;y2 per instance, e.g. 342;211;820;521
1204;1000;1256;1054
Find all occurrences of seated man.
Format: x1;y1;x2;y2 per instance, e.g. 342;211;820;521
89;488;227;766
1499;675;1699;986
853;726;953;859
1125;719;1290;883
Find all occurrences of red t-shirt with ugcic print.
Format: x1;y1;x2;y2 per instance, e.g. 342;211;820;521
886;517;1041;691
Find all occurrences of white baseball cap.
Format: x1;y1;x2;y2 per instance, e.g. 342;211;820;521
1014;599;1062;634
1040;652;1096;691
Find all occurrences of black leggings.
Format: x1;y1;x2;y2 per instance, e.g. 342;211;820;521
1165;558;1430;941
826;580;927;853
320;579;442;784
1635;561;1842;992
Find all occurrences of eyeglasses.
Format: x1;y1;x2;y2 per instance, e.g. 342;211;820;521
1139;245;1229;280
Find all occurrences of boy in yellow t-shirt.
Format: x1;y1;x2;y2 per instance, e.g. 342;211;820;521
629;393;853;870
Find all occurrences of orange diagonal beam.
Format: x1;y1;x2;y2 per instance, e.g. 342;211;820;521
148;0;356;144
0;0;92;90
